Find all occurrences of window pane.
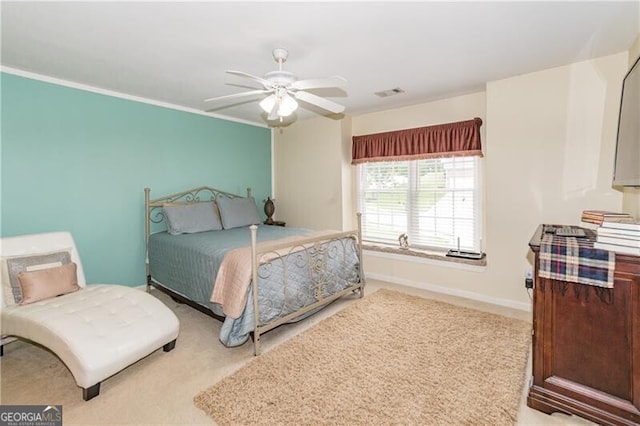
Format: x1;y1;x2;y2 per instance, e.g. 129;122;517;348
357;156;482;252
359;162;409;243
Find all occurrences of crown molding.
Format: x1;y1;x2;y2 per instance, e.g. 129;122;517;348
1;66;269;129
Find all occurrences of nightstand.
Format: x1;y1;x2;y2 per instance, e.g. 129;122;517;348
265;220;286;227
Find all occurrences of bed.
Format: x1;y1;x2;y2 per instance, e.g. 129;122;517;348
144;186;365;355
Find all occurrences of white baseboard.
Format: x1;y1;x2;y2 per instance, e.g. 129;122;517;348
366;271;532;312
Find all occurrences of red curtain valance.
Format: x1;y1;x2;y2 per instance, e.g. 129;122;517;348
351;117;483;165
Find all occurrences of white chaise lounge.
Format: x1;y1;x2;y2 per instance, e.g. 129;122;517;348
1;231;180;400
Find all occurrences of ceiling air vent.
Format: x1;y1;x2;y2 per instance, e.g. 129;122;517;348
374;87;405;98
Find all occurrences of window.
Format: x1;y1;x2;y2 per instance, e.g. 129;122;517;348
357;156;482;252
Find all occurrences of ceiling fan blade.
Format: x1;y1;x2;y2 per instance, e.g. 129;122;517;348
225;82;264;91
226;70;274;89
293;91;345;114
290;76;347;91
204;89;271;103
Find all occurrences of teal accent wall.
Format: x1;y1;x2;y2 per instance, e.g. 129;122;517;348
1;73;271;286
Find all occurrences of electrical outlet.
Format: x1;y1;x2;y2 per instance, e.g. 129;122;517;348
525;268;534;289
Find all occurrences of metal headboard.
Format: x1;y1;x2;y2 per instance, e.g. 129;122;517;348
144;186;252;277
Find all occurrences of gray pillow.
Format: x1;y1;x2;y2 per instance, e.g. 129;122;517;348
163;201;223;235
217;196;261;229
3;250;72;305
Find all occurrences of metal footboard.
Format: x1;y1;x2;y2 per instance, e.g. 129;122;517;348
249;214;365;355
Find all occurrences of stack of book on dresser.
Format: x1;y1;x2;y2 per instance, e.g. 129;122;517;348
580;210;635;226
593;217;640;256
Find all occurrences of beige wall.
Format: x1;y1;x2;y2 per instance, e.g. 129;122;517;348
485;52;626;307
351;92;486;135
340;117;355;230
274;52;629;310
273;117;348;230
621;33;640;217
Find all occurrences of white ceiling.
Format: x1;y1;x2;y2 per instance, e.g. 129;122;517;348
2;1;639;127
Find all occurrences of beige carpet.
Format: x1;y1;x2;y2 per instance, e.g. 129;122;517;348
194;288;531;425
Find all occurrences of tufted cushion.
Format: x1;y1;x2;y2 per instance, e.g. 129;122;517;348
1;231;180;397
1;284;180;388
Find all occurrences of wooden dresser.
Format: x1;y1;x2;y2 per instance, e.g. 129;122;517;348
528;225;640;425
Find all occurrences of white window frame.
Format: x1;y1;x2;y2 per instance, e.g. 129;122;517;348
356;156;483;253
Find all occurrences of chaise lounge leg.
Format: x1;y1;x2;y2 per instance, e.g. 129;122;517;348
163;339;176;352
83;383;100;401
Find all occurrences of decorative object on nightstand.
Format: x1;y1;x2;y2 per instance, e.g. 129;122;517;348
263;196;275;225
270;221;286;227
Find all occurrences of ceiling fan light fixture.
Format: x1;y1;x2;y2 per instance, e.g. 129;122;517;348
277;93;298;117
259;94;277;113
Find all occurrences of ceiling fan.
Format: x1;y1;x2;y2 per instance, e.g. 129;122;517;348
204;48;347;123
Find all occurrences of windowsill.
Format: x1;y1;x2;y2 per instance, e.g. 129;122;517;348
362;242;487;269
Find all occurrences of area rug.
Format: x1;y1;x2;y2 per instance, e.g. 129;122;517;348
194;289;531;425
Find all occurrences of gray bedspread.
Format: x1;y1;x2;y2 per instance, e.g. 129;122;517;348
148;225;360;346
